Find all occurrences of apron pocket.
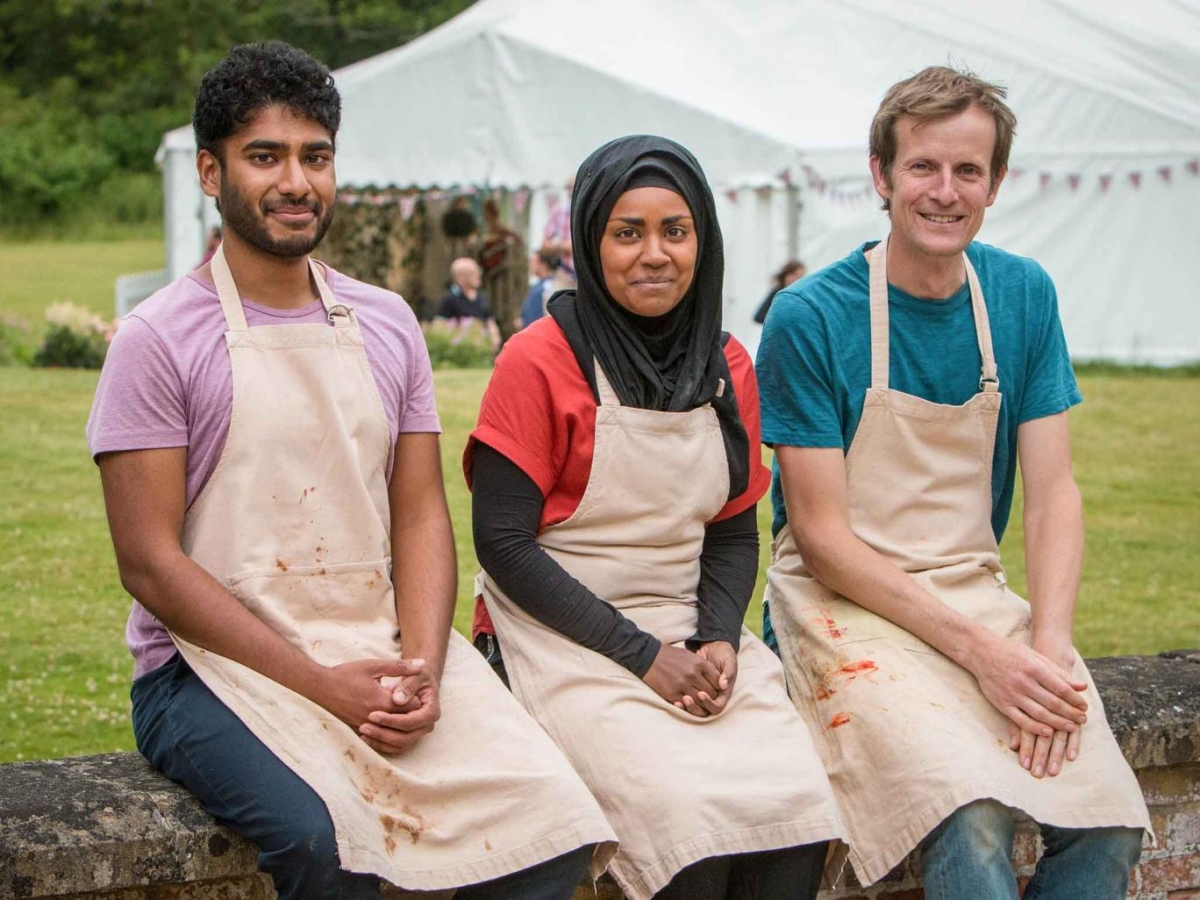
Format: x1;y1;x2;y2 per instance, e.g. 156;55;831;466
225;558;398;665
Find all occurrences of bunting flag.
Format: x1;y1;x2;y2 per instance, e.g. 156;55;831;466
512;187;530;215
777;168;793;185
796;154;1200;204
725;188;739;203
398;194;419;221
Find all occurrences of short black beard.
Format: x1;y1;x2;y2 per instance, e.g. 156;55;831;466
218;174;335;258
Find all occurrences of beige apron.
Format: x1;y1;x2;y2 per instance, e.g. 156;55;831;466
479;364;845;900
765;238;1150;886
173;246;616;891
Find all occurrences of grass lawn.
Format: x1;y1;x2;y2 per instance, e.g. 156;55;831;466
1;363;1196;763
0;237;165;335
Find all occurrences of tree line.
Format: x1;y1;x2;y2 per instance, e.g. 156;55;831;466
0;0;472;233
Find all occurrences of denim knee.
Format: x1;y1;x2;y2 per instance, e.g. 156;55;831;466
928;799;1016;862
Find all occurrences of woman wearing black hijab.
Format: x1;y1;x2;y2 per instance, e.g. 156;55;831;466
464;136;843;900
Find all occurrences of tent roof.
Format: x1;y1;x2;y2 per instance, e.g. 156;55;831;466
162;0;1200;188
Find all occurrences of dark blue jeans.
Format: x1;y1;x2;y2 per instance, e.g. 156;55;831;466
653;842;828;900
131;653;591;900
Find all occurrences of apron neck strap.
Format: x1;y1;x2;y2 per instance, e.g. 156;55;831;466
867;237;1000;393
211;244;350;332
211;244;249;332
593;360;621;407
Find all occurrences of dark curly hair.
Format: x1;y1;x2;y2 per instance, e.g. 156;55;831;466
193;41;341;162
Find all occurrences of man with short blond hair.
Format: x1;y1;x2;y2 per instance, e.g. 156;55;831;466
758;65;1148;899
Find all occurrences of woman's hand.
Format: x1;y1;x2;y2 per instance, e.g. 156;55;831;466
642;644;723;717
691;641;739;715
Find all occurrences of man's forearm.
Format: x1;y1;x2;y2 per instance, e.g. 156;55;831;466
1023;476;1084;651
120;548;326;698
792;518;995;669
391;510;456;678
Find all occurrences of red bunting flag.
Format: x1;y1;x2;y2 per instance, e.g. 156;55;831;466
1159;165;1172;183
1009;167;1025;180
1129;171;1142;189
725;189;738;203
777;168;793;185
1188;159;1200;176
1068;174;1081;191
1099;174;1113;193
1039;172;1052;189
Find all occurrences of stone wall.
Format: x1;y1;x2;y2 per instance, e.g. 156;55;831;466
2;653;1196;900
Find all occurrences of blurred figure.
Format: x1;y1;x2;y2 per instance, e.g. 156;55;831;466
199;226;222;266
541;175;576;289
521;249;559;328
753;258;806;324
436;257;492;322
480;198;527;344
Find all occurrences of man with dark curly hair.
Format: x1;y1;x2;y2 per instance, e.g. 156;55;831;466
88;41;613;900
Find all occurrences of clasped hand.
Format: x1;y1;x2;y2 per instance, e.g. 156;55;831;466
319;657;441;755
642;641;738;718
972;635;1087;779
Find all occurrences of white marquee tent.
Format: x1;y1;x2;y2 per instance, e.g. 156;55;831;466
157;0;1200;362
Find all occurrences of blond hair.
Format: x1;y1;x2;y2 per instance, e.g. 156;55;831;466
870;66;1016;210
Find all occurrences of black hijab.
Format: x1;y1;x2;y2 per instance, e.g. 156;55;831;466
548;135;749;501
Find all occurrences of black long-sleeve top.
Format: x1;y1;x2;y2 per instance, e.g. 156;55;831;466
471;442;760;678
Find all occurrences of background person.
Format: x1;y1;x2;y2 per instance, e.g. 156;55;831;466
541;174;577;288
757;65;1149;898
480;197;527;344
753;258;805;324
521;248;558;328
435;256;491;322
87;41;613;900
466;135;843;900
199;225;222;265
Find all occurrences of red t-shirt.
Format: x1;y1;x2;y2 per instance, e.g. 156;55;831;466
463;316;772;636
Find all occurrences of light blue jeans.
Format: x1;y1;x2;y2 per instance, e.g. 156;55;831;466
921;799;1143;900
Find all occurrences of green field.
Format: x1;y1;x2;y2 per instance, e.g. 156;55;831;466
0;237;165;331
1;238;1197;763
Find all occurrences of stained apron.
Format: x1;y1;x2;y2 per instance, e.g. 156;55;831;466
172;245;617;891
479;364;845;900
765;237;1150;885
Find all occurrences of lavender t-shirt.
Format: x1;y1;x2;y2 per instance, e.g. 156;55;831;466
87;265;441;679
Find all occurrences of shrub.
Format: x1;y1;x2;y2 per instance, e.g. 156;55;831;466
421;319;495;369
32;303;116;369
0;317;34;366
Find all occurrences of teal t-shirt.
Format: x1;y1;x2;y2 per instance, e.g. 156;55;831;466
757;240;1082;544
